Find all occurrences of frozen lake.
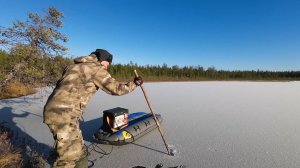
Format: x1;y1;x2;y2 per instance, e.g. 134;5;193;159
1;81;300;168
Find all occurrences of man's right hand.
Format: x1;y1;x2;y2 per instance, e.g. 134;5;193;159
134;76;143;86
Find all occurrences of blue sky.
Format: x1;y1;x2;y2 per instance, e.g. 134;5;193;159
1;0;300;71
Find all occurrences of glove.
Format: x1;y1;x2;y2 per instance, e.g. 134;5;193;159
134;76;143;86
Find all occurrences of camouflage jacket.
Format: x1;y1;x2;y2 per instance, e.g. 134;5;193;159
43;55;137;124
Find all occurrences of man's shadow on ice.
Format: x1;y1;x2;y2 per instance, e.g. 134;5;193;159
0;107;54;164
80;117;103;142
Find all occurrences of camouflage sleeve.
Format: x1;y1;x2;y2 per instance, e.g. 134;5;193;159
93;67;137;95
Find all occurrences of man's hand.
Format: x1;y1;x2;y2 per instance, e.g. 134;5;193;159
134;76;143;86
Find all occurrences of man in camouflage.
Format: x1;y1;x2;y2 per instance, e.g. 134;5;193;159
43;49;143;168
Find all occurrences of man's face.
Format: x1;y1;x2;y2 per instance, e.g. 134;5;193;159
101;61;110;70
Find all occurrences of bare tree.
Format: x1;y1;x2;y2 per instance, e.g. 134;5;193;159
0;6;68;57
0;7;69;91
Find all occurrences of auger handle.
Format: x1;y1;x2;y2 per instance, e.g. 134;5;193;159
134;70;171;155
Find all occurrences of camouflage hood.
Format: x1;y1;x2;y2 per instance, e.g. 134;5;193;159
74;54;99;64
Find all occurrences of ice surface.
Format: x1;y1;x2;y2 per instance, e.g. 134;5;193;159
1;81;300;168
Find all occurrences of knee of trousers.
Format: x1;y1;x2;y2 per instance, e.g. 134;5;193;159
48;123;85;161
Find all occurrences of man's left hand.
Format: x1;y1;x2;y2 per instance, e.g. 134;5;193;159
134;76;143;86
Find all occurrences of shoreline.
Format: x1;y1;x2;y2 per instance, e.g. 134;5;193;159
0;80;297;100
139;79;298;83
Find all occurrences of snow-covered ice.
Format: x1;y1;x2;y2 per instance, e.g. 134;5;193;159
1;81;300;168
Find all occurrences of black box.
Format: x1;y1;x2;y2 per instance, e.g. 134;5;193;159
103;107;129;129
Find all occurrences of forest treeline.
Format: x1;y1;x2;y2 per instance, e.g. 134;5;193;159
1;48;300;87
109;63;300;81
2;47;300;86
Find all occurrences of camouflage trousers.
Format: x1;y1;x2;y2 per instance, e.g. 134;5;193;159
47;119;86;168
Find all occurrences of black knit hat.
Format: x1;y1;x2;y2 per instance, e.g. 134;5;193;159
91;49;113;63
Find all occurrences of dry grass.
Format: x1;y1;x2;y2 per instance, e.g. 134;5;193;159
0;123;22;168
0;151;22;168
0;81;37;99
0;123;45;168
